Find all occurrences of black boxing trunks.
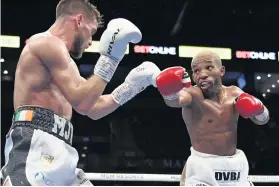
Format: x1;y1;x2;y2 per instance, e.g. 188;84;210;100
1;106;92;186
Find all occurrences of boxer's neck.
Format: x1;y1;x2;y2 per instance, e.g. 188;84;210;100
49;18;75;51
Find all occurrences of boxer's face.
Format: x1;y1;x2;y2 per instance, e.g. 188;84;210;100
70;15;97;59
191;60;225;93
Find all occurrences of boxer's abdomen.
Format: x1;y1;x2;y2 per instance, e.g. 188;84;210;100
14;83;72;120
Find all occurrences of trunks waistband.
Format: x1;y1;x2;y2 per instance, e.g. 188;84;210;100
11;106;73;145
190;147;243;158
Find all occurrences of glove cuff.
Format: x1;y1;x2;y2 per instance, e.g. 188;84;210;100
111;82;138;105
163;93;179;100
255;106;268;122
94;55;119;82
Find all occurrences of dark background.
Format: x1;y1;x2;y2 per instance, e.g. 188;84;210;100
1;0;279;185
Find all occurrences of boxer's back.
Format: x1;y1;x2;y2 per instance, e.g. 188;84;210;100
182;86;241;156
14;33;72;119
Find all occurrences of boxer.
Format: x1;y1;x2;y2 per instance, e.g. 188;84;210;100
154;50;269;186
1;0;160;185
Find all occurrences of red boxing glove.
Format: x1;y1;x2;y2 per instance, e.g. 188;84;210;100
155;67;191;100
235;93;265;119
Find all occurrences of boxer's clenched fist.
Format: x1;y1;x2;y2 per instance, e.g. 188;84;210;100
94;18;142;82
235;93;268;122
125;61;161;92
112;61;160;105
154;67;191;100
99;18;142;62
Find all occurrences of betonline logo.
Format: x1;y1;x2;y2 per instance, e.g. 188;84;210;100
134;45;176;55
236;51;276;60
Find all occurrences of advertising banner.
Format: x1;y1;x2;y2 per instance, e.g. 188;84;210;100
235;50;276;61
179;46;232;60
134;45;177;56
0;35;20;48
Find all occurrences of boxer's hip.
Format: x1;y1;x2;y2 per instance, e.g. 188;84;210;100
1;106;80;186
185;147;250;186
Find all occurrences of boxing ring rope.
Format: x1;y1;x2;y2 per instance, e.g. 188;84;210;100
85;173;279;183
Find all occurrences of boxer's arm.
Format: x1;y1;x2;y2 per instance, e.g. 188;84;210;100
156;67;192;108
164;88;192;108
86;94;120;120
234;87;270;125
31;36;107;114
75;77;119;119
82;61;161;119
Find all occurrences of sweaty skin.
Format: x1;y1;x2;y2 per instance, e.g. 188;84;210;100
180;85;242;156
14;33;119;120
165;51;268;156
14;34;74;119
164;51;269;185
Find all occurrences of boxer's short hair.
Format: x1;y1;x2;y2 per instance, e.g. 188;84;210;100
56;0;104;27
191;50;222;68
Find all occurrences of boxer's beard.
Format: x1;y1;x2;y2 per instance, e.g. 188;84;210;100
70;33;84;59
202;79;222;99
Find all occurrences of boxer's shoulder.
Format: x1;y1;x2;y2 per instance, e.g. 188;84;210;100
224;85;244;98
28;32;66;50
189;85;203;95
27;33;69;65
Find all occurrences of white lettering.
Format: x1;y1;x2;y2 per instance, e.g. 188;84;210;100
250;51;258;59
168;47;176;55
149;46;157;54
236;50;276;60
52;114;73;142
250;51;276;60
268;52;276;60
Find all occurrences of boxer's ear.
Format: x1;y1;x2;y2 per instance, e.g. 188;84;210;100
75;14;84;28
220;66;225;77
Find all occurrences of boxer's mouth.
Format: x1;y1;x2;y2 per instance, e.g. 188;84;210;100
200;81;212;89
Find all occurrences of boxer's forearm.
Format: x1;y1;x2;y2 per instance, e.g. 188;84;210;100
164;98;182;108
250;106;270;125
74;75;108;112
164;90;192;108
85;94;120;120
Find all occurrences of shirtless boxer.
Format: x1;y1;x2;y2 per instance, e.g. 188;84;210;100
1;0;161;185
154;50;269;186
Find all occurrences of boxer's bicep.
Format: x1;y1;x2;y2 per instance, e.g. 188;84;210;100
232;86;245;99
163;97;181;108
179;89;192;107
164;89;192;108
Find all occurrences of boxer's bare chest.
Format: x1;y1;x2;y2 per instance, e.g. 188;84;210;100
182;88;240;155
182;88;239;131
14;55;76;119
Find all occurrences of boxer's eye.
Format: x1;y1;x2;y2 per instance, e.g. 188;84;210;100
207;66;213;70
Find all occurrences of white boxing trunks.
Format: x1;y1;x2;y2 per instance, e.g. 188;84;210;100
1;106;93;186
183;147;250;186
